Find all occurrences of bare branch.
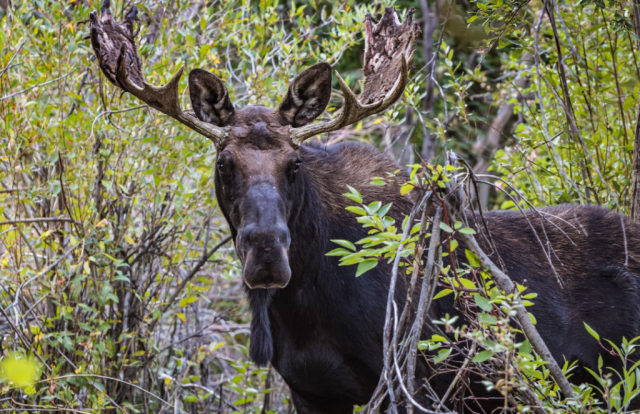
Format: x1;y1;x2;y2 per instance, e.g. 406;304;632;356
0;70;77;102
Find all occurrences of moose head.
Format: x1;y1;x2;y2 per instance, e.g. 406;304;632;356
89;1;418;289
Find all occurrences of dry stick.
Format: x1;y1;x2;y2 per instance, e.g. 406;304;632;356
0;187;27;194
89;104;148;141
8;243;80;323
147;235;232;334
406;207;442;399
435;343;476;411
380;194;429;413
36;374;185;414
533;2;583;203
390;302;443;414
0;69;77;101
398;192;433;339
455;229;574;400
0;217;75;225
0;41;25;77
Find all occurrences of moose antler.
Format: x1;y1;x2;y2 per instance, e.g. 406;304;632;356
289;7;419;146
88;0;227;145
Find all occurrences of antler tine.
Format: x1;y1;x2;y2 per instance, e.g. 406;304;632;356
89;1;227;146
290;7;418;147
114;47;227;144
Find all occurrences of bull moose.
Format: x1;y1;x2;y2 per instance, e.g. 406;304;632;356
88;2;640;412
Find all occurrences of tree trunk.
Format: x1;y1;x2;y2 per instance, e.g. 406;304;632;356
471;53;532;210
420;0;438;162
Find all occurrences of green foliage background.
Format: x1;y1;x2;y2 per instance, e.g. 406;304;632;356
0;0;638;412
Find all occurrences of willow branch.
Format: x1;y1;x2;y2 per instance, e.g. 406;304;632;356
456;229;574;400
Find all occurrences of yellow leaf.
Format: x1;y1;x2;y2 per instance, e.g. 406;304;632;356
39;230;54;240
400;183;414;196
124;235;135;245
177;313;186;323
0;354;40;390
96;219;108;228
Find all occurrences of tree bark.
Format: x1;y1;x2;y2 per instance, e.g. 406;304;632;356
472;102;516;209
420;0;438;162
471;53;532;210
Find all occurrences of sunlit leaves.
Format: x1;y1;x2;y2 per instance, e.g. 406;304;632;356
0;353;40;394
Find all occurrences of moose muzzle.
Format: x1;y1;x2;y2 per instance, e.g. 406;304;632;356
237;183;292;289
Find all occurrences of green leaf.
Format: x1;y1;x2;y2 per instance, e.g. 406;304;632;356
434;347;452;363
473;350;494;363
519;340;532;355
331;239;356;251
465;249;481;268
345;185;362;203
377;203;392;217
433;289;453;300
473;294;493;312
355;259;378;277
112;275;131;283
439;222;453;233
458;227;477;235
344;193;362;203
345;206;367;216
478;313;497;325
366;201;382;215
326;248;352;257
458;278;477;290
371;177;386;186
432;334;449;342
584;322;600;341
179;296;198;307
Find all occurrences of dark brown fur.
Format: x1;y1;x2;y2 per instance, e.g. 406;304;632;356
198;87;640;412
214;106;640;410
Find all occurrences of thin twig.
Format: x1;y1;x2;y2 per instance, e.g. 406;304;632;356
0;69;77;101
0;41;26;77
0;217;75;225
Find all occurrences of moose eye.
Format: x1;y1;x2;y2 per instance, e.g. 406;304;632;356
217;161;226;173
292;159;301;173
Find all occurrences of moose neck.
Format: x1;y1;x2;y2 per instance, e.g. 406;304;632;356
246;142;413;365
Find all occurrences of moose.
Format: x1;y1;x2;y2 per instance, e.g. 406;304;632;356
88;2;640;412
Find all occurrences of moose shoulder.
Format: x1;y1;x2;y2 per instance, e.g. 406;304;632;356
88;2;640;412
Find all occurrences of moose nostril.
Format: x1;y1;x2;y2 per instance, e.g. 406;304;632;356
273;224;290;247
241;224;290;251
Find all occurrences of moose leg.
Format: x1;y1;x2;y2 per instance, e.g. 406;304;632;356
290;391;353;414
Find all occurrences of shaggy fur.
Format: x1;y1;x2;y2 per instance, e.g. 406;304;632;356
214;111;640;411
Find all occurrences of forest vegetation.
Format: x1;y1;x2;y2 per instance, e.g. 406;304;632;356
1;0;640;412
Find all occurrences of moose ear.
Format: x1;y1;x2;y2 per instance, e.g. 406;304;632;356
279;63;332;127
188;69;235;126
